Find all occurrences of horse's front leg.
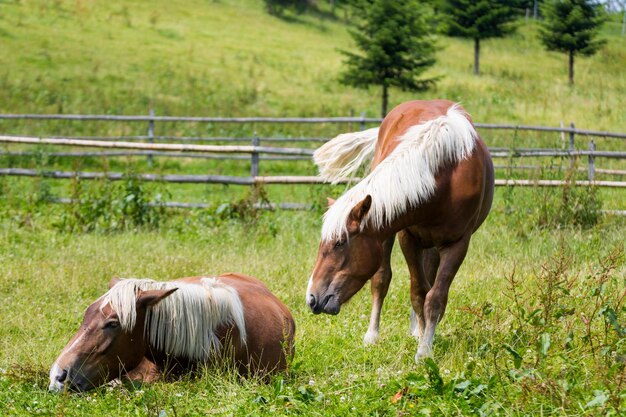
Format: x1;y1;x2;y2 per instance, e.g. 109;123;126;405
124;357;162;384
363;235;395;345
416;236;470;361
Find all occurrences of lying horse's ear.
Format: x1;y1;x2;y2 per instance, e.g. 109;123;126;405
108;277;121;289
136;288;178;310
327;197;336;207
347;195;372;234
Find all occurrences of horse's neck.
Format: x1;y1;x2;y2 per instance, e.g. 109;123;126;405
364;144;489;244
371;135;402;169
143;320;238;366
144;345;195;373
363;209;416;241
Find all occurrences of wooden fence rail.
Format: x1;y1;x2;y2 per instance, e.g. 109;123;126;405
0;135;314;156
2;113;626;139
3;135;626;159
1;168;625;188
0;134;329;143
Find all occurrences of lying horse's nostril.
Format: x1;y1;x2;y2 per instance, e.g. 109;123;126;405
56;369;68;383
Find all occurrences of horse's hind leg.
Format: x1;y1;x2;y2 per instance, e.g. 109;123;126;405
399;231;434;341
409;248;439;338
364;235;395;345
416;237;470;360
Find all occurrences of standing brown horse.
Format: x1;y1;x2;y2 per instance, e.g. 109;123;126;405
49;273;295;392
306;100;493;360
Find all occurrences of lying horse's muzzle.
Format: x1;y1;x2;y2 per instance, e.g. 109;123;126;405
49;363;94;393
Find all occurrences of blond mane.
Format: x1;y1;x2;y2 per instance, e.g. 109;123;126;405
100;278;246;361
321;104;477;242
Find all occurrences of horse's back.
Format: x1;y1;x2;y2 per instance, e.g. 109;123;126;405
217;273;296;374
174;273;294;374
374;99;457;166
375;100;494;245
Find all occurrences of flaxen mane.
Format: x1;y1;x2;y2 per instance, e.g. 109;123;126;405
320;105;477;242
100;278;246;361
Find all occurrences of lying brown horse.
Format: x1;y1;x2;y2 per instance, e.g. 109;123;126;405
49;273;295;392
307;99;494;361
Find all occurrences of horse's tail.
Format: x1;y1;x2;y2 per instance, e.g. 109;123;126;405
313;127;379;183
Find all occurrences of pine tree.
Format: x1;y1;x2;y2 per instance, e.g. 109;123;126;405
540;0;606;85
439;0;520;75
339;0;437;117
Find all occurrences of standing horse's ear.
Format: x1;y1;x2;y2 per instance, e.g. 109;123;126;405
326;197;336;207
136;288;178;310
108;277;122;289
347;195;372;234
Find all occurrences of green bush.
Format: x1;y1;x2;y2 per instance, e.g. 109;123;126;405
503;161;603;234
56;175;168;233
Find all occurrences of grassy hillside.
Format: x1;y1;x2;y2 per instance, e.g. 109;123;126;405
1;0;625;130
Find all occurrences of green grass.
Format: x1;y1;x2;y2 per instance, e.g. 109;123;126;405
0;195;624;416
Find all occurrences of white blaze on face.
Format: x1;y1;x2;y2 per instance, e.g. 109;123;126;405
64;333;85;354
48;329;87;392
305;275;314;305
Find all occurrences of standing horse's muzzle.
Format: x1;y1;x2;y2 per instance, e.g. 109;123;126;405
306;293;318;313
307;293;341;315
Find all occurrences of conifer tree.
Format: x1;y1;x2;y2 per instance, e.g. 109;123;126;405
540;0;606;85
339;0;437;117
439;0;520;75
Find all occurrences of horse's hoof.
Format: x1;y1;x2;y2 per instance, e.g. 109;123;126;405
363;331;379;346
414;347;433;362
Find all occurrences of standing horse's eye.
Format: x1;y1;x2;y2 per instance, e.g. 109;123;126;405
103;320;120;330
334;239;346;248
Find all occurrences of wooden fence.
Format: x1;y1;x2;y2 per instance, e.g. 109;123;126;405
0;113;625;210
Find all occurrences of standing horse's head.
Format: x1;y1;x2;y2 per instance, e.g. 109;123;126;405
306;195;384;315
48;279;176;392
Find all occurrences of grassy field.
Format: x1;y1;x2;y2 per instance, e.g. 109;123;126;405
0;0;625;415
0;194;624;416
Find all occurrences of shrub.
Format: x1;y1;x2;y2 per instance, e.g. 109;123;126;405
503;161;602;233
56;174;168;233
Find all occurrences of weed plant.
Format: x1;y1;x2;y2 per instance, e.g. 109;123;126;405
501;160;603;235
55;174;168;233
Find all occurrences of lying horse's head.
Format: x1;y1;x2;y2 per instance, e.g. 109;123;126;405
49;278;176;392
306;195;384;315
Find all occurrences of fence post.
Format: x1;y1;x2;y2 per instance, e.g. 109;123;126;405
569;122;575;168
147;109;155;166
251;132;259;177
588;139;595;181
349;109;354;132
360;111;366;131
